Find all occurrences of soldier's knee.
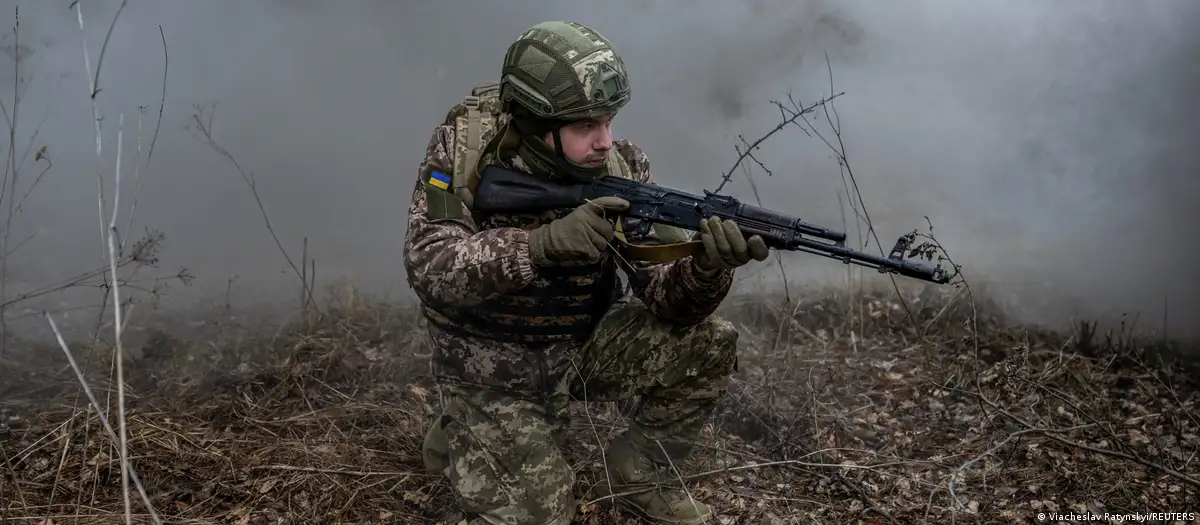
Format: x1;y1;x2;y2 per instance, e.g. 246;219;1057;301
673;315;738;375
695;315;738;355
707;316;739;348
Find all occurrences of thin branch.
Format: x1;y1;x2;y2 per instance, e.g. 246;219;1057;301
88;0;127;103
108;112;130;522
947;423;1095;510
247;464;417;477
119;107;144;251
44;313;162;524
787;55;923;330
147;25;166;162
73;0;106;257
71;4;144;524
569;357;614;505
1;4;22;351
188;105;321;315
655;439;707;523
713;92;843;194
968;389;1200;489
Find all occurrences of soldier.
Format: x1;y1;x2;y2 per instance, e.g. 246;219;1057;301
404;20;769;525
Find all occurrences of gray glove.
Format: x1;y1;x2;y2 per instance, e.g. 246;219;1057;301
692;216;770;274
528;197;630;267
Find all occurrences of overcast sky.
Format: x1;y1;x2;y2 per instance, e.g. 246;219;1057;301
2;0;1197;339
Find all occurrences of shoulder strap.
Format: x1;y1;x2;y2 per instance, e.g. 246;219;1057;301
452;82;503;208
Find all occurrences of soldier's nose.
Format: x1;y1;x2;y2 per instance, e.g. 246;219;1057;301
594;128;613;151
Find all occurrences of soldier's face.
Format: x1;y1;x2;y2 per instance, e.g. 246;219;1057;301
546;115;614;167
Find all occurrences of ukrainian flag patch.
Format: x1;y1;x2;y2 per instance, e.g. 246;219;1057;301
428;171;451;190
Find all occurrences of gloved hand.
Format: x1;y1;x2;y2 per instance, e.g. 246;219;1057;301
692;216;770;275
528;196;630;267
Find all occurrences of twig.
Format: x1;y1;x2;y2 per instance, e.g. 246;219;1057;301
74;0;107;259
146;25;166;162
0;4;25;352
582;456;918;507
43;313;162;524
946;423;1095;510
248;464;415;477
685;457;917;481
108;113;131;522
569;357;614;506
188;105;321;315
3;150;52;226
971;390;1200;489
117;29;165;249
655;439;707;524
713;92;842;194
0;250;156;310
790;57;920;329
72;3;145;523
1130;350;1200;430
119;107;144;252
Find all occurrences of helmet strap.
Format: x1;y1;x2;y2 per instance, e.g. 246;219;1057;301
510;113;606;180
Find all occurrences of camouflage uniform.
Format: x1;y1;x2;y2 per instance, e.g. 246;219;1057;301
404;21;757;525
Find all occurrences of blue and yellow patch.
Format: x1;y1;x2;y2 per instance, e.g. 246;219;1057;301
428;171;451;190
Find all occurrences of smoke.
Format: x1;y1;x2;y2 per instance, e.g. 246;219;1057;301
1;0;1197;339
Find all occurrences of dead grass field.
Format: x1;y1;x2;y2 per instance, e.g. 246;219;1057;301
2;282;1197;525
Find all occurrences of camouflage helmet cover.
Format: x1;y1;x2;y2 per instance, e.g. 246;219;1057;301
500;21;631;122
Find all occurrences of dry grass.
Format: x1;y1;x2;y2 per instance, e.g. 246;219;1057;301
1;282;1197;524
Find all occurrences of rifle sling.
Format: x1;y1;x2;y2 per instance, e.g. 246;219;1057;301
611;216;705;263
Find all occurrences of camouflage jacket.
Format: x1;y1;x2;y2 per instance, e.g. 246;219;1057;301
403;108;734;391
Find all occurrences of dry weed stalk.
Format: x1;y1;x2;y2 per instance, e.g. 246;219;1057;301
905;214;1198;520
708;79;845;364
0;6;66;352
0;5;21;350
726;56;966;522
4;283;1196;523
0;5;155;519
787;53;1138;521
74;1;131;521
47;1;169;522
44;313;161;523
187;104;322;317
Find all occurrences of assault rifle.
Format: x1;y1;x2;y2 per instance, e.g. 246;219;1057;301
472;164;953;284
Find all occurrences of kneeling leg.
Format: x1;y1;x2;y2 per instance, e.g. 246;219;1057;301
437;384;577;525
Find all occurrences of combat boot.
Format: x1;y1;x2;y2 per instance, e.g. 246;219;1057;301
598;430;714;524
422;415;450;476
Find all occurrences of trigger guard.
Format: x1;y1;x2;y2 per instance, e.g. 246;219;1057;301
635;219;652;237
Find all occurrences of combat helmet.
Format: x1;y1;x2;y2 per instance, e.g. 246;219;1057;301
499;21;631;179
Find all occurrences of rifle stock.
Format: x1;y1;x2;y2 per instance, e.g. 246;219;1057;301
473;164;952;284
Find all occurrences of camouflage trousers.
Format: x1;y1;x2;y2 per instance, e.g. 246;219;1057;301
427;299;738;525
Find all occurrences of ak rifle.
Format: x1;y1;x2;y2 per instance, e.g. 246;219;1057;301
472;164;953;285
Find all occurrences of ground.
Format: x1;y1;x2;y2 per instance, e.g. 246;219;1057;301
1;282;1198;524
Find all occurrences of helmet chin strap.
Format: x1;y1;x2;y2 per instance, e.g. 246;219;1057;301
549;127;605;179
511;116;605;180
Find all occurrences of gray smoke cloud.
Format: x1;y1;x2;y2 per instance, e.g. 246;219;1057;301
1;0;1197;340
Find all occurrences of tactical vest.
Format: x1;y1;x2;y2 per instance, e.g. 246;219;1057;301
420;82;630;344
